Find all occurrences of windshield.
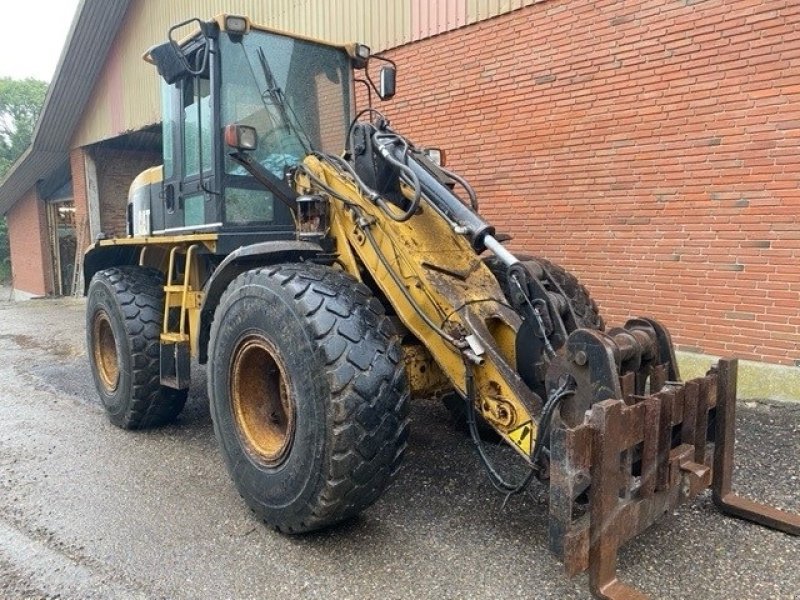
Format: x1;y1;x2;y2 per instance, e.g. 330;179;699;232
220;29;353;179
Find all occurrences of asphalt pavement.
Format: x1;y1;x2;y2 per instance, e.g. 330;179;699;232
0;294;798;599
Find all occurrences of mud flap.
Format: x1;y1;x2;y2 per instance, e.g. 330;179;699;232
160;341;191;390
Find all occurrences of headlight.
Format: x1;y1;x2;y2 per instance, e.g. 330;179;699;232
423;148;445;167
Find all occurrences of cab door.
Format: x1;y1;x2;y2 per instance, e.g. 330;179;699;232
157;79;182;233
159;42;219;234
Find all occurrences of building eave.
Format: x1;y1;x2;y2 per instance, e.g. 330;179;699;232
0;0;133;214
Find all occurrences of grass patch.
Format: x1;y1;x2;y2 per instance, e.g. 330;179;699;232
0;260;11;285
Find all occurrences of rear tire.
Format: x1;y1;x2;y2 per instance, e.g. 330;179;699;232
484;254;604;331
443;255;603;431
440;391;499;440
534;257;604;331
86;266;188;429
208;263;410;533
484;253;604;406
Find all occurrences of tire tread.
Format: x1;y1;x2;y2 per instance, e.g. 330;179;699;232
89;266;187;429
209;264;410;533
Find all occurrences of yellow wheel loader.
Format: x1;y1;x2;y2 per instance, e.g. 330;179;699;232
83;15;799;599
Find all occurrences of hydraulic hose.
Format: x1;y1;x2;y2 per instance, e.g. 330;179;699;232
375;134;495;251
372;132;422;222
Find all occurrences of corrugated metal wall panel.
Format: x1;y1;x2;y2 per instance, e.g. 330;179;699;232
412;0;467;41
72;0;538;148
466;0;539;25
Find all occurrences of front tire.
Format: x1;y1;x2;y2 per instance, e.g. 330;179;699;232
86;266;188;429
208;264;410;533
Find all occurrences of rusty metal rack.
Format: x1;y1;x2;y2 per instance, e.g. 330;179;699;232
548;358;800;600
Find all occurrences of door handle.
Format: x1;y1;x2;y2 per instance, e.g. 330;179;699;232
163;184;176;212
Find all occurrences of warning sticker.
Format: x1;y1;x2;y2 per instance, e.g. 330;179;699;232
508;421;534;456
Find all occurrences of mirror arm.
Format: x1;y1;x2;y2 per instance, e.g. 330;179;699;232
369;54;397;69
167;17;211;76
354;78;373;113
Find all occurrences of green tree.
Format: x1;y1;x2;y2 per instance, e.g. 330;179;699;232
0;77;48;282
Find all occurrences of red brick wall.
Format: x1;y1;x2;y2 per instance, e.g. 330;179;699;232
93;147;161;238
6;188;53;296
381;0;800;365
70;148;89;241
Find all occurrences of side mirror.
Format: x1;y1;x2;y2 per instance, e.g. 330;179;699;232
224;124;258;152
145;18;212;84
379;65;396;100
147;41;192;85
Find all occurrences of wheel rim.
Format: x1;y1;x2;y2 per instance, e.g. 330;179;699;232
230;335;296;467
92;310;120;392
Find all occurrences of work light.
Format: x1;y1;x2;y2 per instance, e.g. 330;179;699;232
224;124;258;152
355;44;371;60
225;15;250;35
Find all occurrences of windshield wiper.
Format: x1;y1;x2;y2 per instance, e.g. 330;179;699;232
256;47;312;154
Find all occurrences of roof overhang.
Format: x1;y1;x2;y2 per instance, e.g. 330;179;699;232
0;0;132;214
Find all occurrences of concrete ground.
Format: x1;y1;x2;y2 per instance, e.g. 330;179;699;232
0;294;797;600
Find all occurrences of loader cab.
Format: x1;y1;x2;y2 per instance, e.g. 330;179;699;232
136;15;359;239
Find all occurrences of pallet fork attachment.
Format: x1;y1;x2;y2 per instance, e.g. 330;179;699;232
548;358;799;600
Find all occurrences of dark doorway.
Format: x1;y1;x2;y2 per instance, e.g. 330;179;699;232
47;199;77;296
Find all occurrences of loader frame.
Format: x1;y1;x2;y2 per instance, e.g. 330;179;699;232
549;358;800;599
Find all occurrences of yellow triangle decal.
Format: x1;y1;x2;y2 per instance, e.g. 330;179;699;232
508;421;534;456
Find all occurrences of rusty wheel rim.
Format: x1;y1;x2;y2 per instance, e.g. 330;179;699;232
92;310;120;392
230;335;296;467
